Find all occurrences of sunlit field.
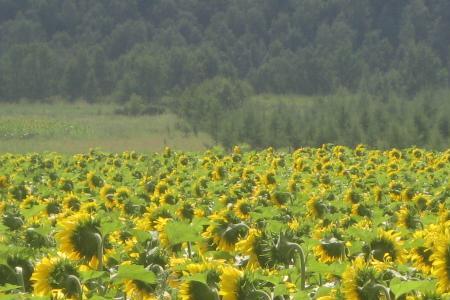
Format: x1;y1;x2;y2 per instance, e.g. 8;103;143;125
0;145;449;299
0;102;212;153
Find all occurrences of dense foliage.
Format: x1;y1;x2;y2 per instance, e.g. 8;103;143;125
0;0;449;101
0;146;449;299
0;1;449;149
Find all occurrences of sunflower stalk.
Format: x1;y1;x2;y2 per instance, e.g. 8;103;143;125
93;233;103;270
67;275;83;300
251;289;273;300
289;243;306;290
15;266;25;292
187;241;193;258
371;284;391;300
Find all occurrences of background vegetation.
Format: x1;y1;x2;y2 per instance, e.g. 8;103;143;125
0;0;449;150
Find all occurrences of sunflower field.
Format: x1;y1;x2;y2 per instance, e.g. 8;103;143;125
0;145;449;299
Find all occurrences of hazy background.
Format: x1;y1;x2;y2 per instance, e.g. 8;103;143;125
0;0;449;152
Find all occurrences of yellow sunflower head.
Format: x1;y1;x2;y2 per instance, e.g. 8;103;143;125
430;235;450;294
86;171;103;190
342;256;383;300
368;230;405;263
31;255;81;299
219;266;244;300
55;212;103;268
314;238;346;263
124;279;158;300
409;246;433;274
180;280;219;300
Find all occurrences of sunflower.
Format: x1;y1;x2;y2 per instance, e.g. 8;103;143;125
342;257;380;300
288;218;300;231
86;171;103;190
236;228;261;267
396;207;421;230
219;267;244;300
55;212;103;268
430;235;450;294
124;279;158;300
180;280;219;300
409;246;433;274
413;194;430;211
202;219;248;252
99;184;116;207
368;229;405;263
233;199;253;220
63;194;81;212
314;238;346;263
0;175;8;189
307;196;327;218
154;217;172;248
177;202;195;221
31;255;81;299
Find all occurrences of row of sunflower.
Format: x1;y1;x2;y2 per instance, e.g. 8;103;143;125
0;145;449;299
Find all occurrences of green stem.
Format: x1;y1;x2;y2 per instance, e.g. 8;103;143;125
187;241;193;258
15;266;25;292
372;284;391;300
289;243;306;290
67;275;83;300
251;289;272;300
93;233;103;270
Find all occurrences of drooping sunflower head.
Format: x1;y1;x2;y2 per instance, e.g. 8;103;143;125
177;202;195;221
344;189;362;204
203;220;248;252
409;246;433;274
114;186;131;202
56;212;102;267
154;217;172;249
430;236;450;294
307;196;328;218
413;194;430;211
86;171;103;190
31;255;81;298
180;280;219;300
368;229;404;263
396;206;421;230
63;194;81;212
233;199;253;220
99;184;115;201
342;256;380;300
314;238;346;263
0;255;34;292
236;228;262;268
270;190;291;207
124;279;158;300
219;266;244;300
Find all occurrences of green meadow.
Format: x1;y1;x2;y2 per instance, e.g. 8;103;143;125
0;101;212;153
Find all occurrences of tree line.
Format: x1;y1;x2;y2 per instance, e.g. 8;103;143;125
0;0;449;148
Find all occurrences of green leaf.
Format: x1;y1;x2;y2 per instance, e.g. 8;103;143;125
29;224;52;237
89;296;113;300
273;283;289;296
80;270;106;282
115;264;156;284
22;204;46;218
266;220;284;233
293;290;310;300
316;286;334;297
308;259;347;276
185;272;208;285
101;218;122;235
390;279;436;296
165;221;202;245
0;283;21;292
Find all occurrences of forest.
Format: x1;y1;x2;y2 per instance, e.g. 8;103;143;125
0;0;449;149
